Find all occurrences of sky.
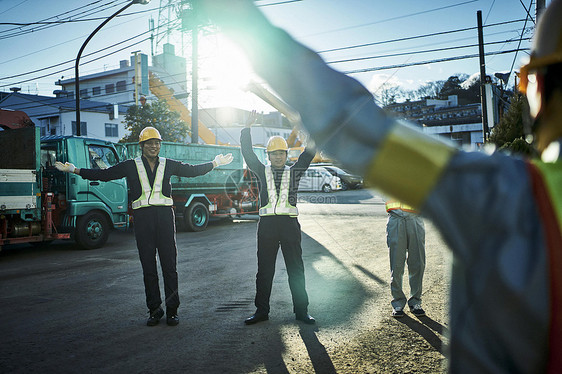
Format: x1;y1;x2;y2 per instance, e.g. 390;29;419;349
0;0;542;112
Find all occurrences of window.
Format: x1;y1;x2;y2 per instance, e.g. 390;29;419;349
92;86;101;96
79;88;88;98
40;148;57;168
88;145;119;170
116;80;126;92
105;123;118;137
105;84;115;94
71;121;87;136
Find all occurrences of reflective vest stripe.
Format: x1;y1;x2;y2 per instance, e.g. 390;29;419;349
365;123;457;209
385;200;418;213
259;165;298;216
527;161;562;374
132;157;173;209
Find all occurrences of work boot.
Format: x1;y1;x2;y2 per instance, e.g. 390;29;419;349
244;313;269;325
410;304;426;317
392;306;405;318
295;313;316;324
166;308;179;326
147;308;164;326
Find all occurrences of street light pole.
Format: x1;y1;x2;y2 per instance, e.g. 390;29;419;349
74;0;151;136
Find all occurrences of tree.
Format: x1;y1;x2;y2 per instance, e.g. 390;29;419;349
120;99;190;143
413;80;445;100
373;83;403;107
489;92;534;156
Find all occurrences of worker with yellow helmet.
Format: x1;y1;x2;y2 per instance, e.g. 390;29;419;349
56;126;233;327
203;1;562;371
240;112;316;325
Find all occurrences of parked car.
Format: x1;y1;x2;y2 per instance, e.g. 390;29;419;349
320;165;363;190
299;166;342;192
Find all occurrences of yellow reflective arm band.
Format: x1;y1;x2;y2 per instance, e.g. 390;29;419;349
366;124;457;208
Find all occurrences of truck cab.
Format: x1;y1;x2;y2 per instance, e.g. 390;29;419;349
1;125;128;250
41;135;129;248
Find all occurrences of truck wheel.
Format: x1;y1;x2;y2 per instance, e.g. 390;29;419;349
184;202;209;232
322;184;332;193
75;211;109;249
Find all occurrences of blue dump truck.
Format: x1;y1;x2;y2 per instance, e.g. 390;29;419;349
125;141;266;232
0;125;129;250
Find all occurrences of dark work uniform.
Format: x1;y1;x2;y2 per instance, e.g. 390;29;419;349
80;156;213;312
240;128;314;316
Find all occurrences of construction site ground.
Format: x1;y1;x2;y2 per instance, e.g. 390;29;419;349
0;189;450;373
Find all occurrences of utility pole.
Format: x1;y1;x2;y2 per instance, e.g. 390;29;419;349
191;1;199;144
536;0;546;21
477;10;489;143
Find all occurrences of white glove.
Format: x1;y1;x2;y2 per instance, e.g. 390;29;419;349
213;153;233;167
55;161;76;173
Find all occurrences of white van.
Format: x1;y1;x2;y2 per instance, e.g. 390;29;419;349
299;166;342;192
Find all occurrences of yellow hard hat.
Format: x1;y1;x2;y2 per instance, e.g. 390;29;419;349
519;0;562;93
139;127;162;143
266;136;288;152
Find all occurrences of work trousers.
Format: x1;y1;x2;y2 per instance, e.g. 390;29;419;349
386;210;426;310
255;215;309;315
133;206;179;312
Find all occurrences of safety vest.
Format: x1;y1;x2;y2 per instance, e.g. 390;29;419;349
527;160;562;374
259;165;298;217
132;157;173;209
385;200;419;214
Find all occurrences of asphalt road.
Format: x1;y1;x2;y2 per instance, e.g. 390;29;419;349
0;189;450;373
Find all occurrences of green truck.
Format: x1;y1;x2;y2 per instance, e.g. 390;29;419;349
1;111;265;251
0;123;129;250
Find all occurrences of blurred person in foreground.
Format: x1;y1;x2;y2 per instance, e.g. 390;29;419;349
201;1;562;372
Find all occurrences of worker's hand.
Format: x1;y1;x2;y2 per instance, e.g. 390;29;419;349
213;153;234;168
55;161;76;173
245;110;257;128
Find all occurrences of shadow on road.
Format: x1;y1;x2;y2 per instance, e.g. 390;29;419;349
395;315;447;353
353;264;387;286
300;326;337;374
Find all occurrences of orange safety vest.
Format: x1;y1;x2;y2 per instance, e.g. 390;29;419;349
527;161;562;374
385;200;419;214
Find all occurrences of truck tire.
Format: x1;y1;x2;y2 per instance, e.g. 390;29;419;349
75;211;109;249
184;202;209;232
322;184;332;193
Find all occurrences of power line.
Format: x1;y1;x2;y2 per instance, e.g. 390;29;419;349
304;0;479;38
0;1;125;40
0;7;157;27
343;48;530;74
318;19;527;54
0;17;178;84
0;35;152;89
508;0;534;76
327;38;531;65
257;0;303;6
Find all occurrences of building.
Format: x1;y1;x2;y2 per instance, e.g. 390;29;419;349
0;89;127;141
385;95;486;149
56;43;188;109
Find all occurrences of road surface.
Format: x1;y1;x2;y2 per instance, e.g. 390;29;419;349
0;189;450;373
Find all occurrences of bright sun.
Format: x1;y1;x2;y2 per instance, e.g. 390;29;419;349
198;34;265;109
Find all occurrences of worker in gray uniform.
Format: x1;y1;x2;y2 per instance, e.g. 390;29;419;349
202;1;562;372
56;127;233;326
385;200;426;318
